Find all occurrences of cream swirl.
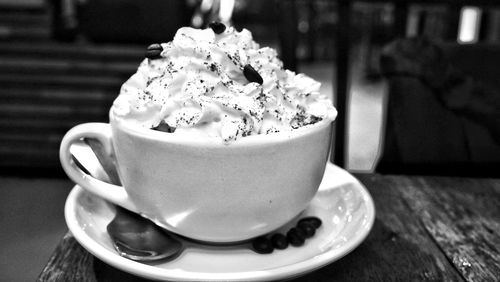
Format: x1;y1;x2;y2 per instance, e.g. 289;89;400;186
112;26;336;142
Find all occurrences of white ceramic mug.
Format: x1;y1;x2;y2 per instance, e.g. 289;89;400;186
60;111;333;243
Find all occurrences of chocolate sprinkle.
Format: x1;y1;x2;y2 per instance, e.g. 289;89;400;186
145;43;163;59
243;64;263;84
208;21;226;34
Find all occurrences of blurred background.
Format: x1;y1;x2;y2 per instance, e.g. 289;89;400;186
1;0;499;280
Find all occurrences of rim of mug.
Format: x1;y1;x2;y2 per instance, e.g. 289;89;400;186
109;110;335;147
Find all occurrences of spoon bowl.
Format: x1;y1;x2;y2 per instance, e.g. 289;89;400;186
71;139;184;261
107;207;183;261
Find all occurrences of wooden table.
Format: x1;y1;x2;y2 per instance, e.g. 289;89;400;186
38;173;500;281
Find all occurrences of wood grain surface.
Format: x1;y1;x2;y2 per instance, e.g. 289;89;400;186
37;174;500;281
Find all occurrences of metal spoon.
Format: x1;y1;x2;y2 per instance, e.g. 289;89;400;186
106;205;183;261
71;139;184;261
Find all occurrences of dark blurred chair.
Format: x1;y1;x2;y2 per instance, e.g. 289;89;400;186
376;37;500;177
277;0;500;174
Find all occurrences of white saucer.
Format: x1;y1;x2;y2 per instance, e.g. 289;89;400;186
65;163;375;281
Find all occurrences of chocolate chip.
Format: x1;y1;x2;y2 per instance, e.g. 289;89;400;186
208;21;226;34
243;64;263;84
152;121;175;133
145;43;163;59
252;236;273;254
271;233;289;250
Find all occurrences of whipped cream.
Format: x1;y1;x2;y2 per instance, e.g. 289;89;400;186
112;26;336;142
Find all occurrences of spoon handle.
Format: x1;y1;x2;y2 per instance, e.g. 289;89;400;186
85;138;121;185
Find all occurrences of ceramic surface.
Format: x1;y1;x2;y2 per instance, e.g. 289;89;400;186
60;114;333;242
65;163;375;281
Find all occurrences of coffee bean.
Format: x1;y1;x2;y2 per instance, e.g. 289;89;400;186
243;64;263;85
271;233;289;250
297;221;315;238
145;43;163;59
252;236;273;254
298;216;322;229
287;227;305;247
208;21;226;34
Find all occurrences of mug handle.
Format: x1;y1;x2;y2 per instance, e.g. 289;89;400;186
59;123;137;212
